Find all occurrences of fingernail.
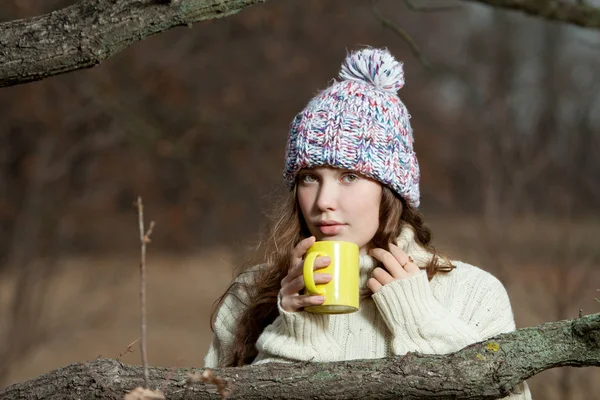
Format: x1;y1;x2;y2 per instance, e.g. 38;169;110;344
316;296;326;302
323;274;332;280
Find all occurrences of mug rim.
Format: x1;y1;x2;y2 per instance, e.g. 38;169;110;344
311;240;359;249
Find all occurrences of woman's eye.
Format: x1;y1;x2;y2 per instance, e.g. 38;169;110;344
342;173;358;183
300;174;317;183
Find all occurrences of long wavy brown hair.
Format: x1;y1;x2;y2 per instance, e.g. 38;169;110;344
210;184;453;367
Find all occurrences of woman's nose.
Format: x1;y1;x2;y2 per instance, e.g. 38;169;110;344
315;183;337;211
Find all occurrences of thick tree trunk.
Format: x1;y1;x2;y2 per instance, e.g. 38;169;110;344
0;0;265;88
2;313;599;399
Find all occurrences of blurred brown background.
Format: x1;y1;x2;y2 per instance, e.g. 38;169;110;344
1;1;599;398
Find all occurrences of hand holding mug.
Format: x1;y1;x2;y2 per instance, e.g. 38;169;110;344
280;236;332;312
302;240;359;314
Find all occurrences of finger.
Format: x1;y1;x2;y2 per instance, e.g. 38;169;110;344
312;256;331;270
281;259;305;286
371;267;395;286
281;271;332;296
367;277;383;293
281;274;305;296
292;236;316;262
389;244;420;274
286;236;316;281
295;294;326;310
370;248;408;279
284;254;330;287
388;243;409;265
281;294;325;312
313;272;332;284
404;258;421;274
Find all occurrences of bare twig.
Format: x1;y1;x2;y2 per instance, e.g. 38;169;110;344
117;338;141;361
136;197;155;389
187;369;232;399
370;0;431;68
403;0;462;12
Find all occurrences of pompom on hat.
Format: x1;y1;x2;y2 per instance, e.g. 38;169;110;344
283;47;421;207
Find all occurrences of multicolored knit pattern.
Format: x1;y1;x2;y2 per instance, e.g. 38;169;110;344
283;48;420;207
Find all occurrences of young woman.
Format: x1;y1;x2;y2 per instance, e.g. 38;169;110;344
204;48;531;398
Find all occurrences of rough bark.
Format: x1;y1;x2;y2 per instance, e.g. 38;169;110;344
465;0;600;29
0;0;266;88
1;0;600;89
2;312;599;399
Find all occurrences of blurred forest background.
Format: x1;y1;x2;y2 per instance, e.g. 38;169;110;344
1;0;599;398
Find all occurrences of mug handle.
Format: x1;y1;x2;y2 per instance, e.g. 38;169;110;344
303;251;328;295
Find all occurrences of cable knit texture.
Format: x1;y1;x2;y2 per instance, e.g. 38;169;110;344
204;227;532;399
283;48;421;207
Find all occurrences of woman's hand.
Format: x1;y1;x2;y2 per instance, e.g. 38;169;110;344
280;236;332;312
367;243;420;293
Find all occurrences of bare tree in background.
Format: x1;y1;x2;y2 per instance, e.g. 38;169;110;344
434;6;600;400
0;81;124;385
1;0;599;394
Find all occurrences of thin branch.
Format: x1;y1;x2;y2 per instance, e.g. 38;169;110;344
463;0;600;30
370;0;431;68
136;196;155;389
403;0;462;12
117;338;141;362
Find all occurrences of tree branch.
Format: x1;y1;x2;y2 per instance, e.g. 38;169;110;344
136;196;155;389
1;0;599;88
463;0;600;29
0;0;266;88
2;313;599;399
370;0;431;68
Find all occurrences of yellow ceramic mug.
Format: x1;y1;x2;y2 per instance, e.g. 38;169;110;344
303;241;359;314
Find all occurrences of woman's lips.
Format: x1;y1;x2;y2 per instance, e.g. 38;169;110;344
318;224;345;235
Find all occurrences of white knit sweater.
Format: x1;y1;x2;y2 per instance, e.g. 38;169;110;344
204;229;532;399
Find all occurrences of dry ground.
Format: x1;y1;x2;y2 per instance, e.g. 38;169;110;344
1;249;237;387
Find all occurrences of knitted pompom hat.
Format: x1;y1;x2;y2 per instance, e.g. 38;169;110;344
283;47;420;207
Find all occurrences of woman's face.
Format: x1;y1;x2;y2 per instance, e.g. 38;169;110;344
297;166;382;253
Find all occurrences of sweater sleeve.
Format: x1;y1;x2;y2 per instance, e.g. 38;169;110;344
203;269;258;368
203;286;246;368
372;268;532;399
253;295;343;364
371;269;515;355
